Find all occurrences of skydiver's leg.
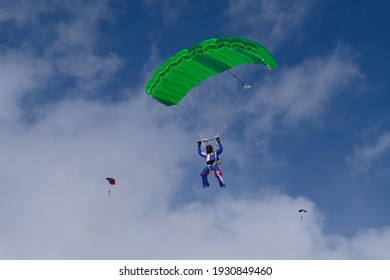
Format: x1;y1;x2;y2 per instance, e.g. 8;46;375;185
200;166;210;188
213;164;225;188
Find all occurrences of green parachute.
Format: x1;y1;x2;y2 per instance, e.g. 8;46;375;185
145;37;277;139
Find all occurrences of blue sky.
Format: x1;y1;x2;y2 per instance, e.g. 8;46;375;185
1;0;390;259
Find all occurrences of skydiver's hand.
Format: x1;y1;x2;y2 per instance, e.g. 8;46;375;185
216;137;220;143
197;141;202;147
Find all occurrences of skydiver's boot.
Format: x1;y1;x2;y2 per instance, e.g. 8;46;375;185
214;168;225;188
202;176;210;189
201;166;210;189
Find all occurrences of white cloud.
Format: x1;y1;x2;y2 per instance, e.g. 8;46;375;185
318;227;390;259
0;92;191;259
1;66;388;261
225;0;319;49
250;45;363;129
347;131;390;172
3;134;390;261
43;1;123;93
0;0;122;102
0;1;52;24
0;49;51;123
225;45;364;167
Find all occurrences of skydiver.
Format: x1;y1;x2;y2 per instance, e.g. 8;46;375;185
197;137;226;189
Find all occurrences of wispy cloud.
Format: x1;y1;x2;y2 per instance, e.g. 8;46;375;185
347;131;390;172
0;1;52;24
142;0;190;27
233;44;364;165
0;92;191;259
0;0;123;123
225;0;319;49
42;1;123;94
0;49;51;123
252;45;363;128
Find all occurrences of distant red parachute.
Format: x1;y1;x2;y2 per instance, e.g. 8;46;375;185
106;177;116;196
106;177;116;185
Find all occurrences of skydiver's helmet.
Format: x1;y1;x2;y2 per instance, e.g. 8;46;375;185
206;145;213;154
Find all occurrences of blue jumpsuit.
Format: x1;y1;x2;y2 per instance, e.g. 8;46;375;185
198;142;225;188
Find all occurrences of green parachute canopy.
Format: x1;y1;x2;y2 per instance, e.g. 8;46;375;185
145;37;278;106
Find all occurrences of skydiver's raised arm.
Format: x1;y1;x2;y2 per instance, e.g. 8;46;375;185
216;137;223;155
197;141;205;158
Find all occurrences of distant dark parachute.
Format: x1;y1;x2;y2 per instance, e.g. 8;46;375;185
145;36;277;139
299;209;307;219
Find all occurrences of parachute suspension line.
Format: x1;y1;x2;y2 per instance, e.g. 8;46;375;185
193;56;222;140
219;69;237;135
214;54;240;137
215;58;224;137
175;59;209;140
215;66;237;135
223;65;256;133
211;58;223;137
192;60;209;139
220;64;257;133
163;105;193;133
220;69;241;134
161;53;217;139
186;64;257;139
180;69;200;132
222;88;251;133
189;67;204;135
203;52;258;137
164;63;200;135
199;62;209;138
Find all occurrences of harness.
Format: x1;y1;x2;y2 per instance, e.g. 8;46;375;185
206;151;221;170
